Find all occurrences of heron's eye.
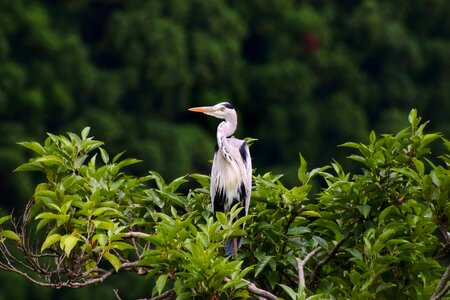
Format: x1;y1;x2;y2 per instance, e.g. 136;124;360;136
220;107;226;111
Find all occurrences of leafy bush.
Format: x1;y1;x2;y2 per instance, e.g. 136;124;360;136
0;109;449;299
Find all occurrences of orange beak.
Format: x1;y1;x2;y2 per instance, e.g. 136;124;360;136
188;106;216;113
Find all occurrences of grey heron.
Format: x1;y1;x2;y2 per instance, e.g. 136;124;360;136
188;102;252;258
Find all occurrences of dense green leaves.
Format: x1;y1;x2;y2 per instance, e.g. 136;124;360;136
1;111;449;298
2;0;450;211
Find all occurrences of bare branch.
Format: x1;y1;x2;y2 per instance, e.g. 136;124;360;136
437;219;450;245
431;263;450;300
296;247;321;288
137;289;175;300
1;221;142;290
113;289;122;300
122;232;151;239
224;276;278;300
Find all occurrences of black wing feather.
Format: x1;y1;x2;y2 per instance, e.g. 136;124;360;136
213;188;226;214
239;142;248;163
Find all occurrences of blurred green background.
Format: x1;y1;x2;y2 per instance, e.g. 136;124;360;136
1;0;449;298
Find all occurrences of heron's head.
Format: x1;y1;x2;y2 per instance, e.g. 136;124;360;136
188;102;236;120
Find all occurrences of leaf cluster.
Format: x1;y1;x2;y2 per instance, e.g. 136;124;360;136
0;110;449;299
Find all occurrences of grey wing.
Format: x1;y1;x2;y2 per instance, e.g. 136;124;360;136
241;142;252;214
230;138;252;215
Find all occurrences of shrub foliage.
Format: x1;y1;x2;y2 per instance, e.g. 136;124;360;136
0;110;449;299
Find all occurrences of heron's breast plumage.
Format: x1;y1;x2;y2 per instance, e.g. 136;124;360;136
212;147;247;213
215;152;242;192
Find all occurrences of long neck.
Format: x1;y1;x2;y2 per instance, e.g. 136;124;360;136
217;118;236;139
216;114;237;160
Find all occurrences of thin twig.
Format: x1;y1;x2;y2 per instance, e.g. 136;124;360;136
113;289;122;300
431;263;450;300
224;276;278;300
122;232;151;239
308;232;351;285
296;247;321;288
137;289;175;300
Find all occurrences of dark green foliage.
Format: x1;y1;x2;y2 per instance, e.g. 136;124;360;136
1;110;449;299
1;0;450;203
1;0;450;298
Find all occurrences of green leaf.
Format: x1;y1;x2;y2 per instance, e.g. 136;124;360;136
288;226;311;236
99;147;109;164
92;220;115;231
81;140;104;154
369;130;376;145
106;241;135;251
112;150;126;163
61;174;81;191
81;127;90;140
113;158;142;175
431;170;441;187
35;212;68;227
104;251;121;272
155;274;168;295
41;233;61;252
34;155;65;168
347;154;366;164
35;190;57;206
301;210;321;218
412;158;425;176
279;283;298;300
13;161;43;172
0;230;20;242
74;154;88;169
254;255;274;278
298;153;308;184
346;248;363;261
93;233;108;247
167;175;188;192
190;173;210;188
232;214;253;229
339;142;361;149
310;219;342;240
36;218;51;233
309;165;331;179
421;133;441;147
148;171;166;189
17;141;45;155
375;282;396;293
357;205;371;219
243;137;258;146
0;216;10;226
377;228;397;243
378;205;399;223
313;236;329;251
408;109;418;127
216;212;227;225
67;132;81;145
60;234;79;257
93;207;116;217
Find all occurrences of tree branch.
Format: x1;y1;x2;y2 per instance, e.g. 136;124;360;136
0;198;152;289
224;276;278;300
137;289;175;300
431;263;450;300
436;218;450;245
0;230;141;290
296;247;321;288
122;232;151;239
113;289;122;300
